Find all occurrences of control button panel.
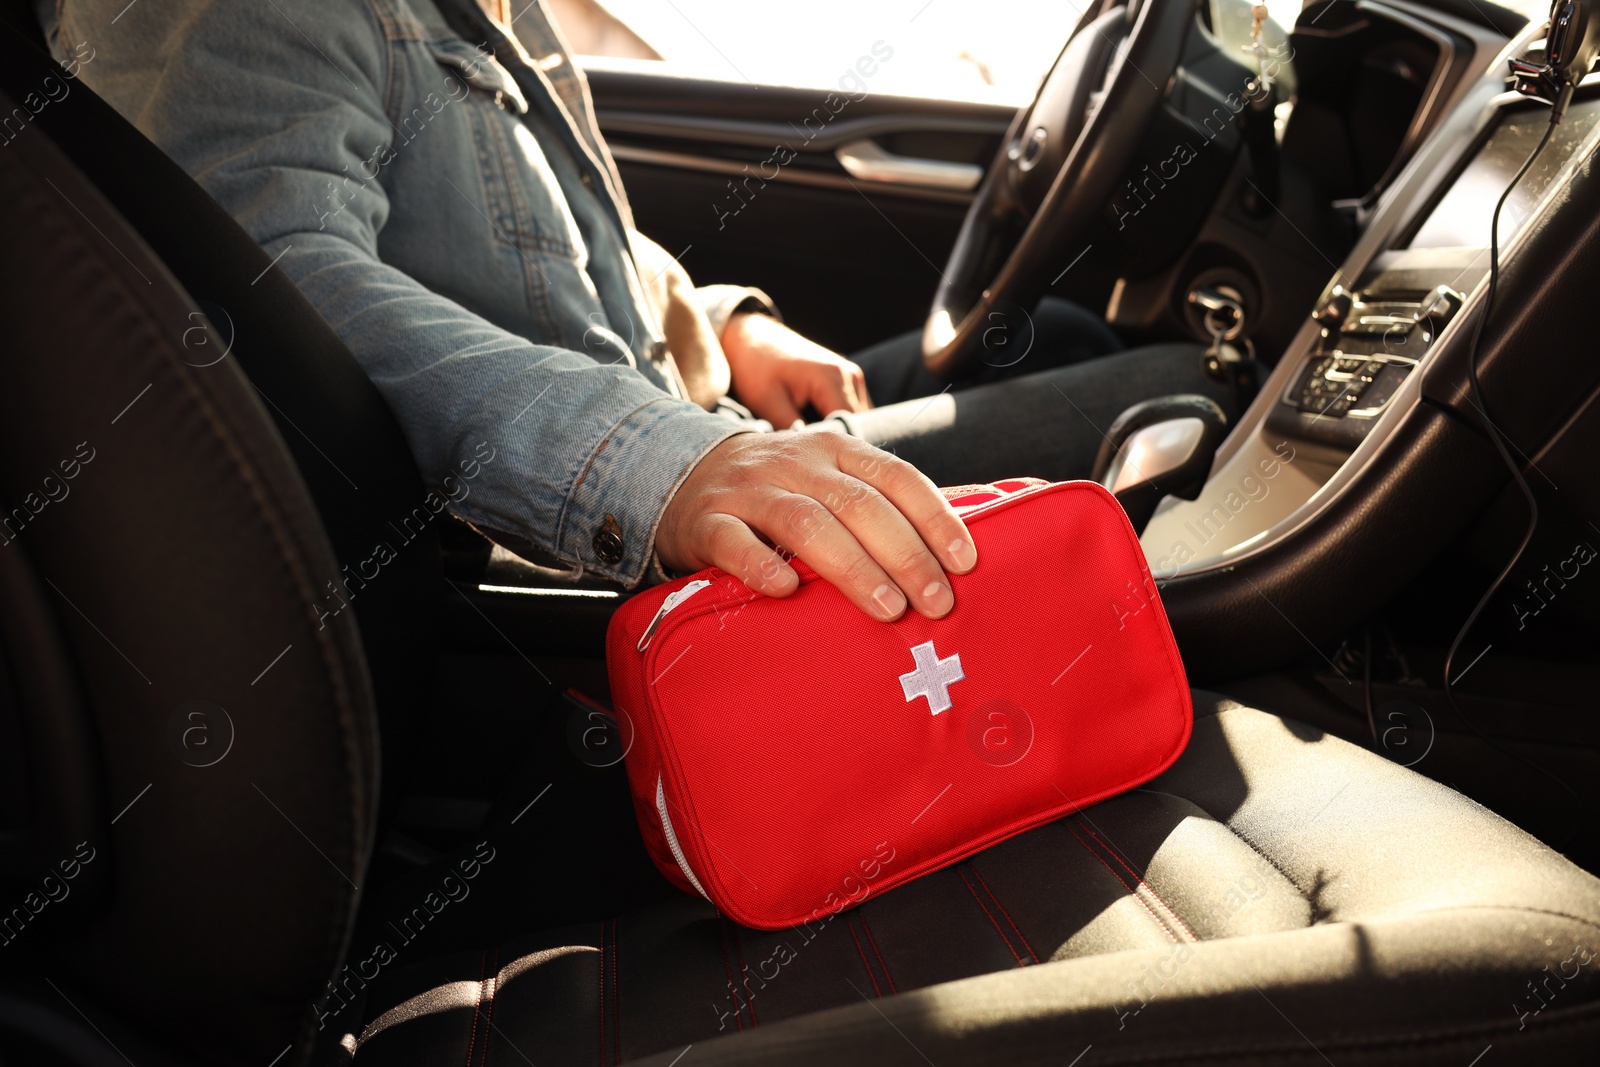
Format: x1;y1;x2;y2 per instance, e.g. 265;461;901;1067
1289;354;1414;419
1281;283;1461;421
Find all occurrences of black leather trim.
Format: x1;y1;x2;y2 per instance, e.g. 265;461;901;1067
1421;95;1600;462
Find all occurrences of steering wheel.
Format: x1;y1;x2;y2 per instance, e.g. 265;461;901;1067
922;0;1199;378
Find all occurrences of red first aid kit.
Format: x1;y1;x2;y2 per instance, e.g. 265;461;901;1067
606;478;1191;930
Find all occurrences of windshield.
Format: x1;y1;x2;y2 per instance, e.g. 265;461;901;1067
583;0;1081;105
574;0;1549;107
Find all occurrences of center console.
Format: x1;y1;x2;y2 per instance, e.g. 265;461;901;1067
1141;11;1600;579
1267;94;1600;449
1272;282;1461;445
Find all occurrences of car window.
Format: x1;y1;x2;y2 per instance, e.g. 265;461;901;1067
547;0;1082;105
554;1;1548;105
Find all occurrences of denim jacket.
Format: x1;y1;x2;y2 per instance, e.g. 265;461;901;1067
41;0;769;586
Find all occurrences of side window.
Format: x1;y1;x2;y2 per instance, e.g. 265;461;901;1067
545;0;1083;105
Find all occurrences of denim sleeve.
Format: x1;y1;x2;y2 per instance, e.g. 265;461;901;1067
695;284;781;338
46;0;750;586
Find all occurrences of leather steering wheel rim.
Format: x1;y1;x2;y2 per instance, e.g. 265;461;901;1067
921;0;1198;378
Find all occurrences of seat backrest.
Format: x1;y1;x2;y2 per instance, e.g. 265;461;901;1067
0;11;443;1064
0;6;442;819
0;72;376;1063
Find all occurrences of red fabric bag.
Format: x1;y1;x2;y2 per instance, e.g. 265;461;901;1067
605;478;1191;930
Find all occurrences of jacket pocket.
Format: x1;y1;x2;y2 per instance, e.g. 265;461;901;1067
422;37;584;265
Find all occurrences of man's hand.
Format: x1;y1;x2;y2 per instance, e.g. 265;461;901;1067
720;312;871;427
656;432;978;621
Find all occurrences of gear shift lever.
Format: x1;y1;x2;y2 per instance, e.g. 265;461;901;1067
1091;395;1229;534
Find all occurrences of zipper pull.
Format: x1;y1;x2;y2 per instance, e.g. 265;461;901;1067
637;578;712;651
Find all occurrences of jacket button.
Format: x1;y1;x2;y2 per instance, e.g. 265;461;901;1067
593;514;625;565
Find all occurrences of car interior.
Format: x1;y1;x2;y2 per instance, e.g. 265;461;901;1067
2;0;1600;1064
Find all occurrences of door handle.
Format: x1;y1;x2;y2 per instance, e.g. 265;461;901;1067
834;139;982;191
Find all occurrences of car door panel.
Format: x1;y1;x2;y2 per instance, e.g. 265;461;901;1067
585;65;1015;353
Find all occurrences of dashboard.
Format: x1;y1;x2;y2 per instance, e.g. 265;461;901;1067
1268;94;1600;446
1278;0;1471;206
1405;94;1600;249
1143;2;1600;577
1109;0;1500;376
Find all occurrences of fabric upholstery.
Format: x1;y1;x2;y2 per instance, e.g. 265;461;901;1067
344;695;1600;1065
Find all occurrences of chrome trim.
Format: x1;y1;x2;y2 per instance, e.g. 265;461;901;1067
606;143;978;204
476;584;621;598
834;139;983;191
1348;313;1418;332
597;109;1009;153
1278;348;1420;409
1105;417;1207;494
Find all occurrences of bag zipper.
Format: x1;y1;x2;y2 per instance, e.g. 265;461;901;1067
636;578;714;651
656;775;710;900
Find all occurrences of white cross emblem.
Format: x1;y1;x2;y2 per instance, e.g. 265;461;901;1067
899;641;965;715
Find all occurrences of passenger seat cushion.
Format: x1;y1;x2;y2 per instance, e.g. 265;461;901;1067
344;695;1600;1065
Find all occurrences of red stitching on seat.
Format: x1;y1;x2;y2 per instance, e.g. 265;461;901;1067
1075;820;1199;942
967;861;1040;964
716;916;744;1032
480;946;500;1067
466;948;487;1067
1061;820;1179;945
597;922;607;1065
957;865;1024;965
610;920;621;1063
845;914;885;996
730;923;759;1027
858;913;898;994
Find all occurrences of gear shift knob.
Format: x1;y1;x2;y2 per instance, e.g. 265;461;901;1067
1091;395;1229;534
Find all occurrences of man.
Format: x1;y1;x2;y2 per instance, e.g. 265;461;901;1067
40;0;1233;621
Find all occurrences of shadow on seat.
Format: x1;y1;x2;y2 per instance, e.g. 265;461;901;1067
339;694;1600;1065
